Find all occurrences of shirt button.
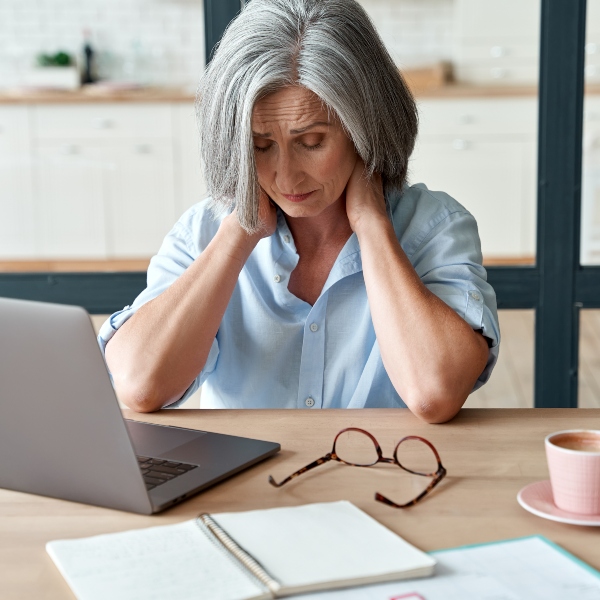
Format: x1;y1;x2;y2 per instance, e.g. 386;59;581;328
305;397;315;407
309;323;318;332
283;235;291;243
274;274;281;283
469;291;481;301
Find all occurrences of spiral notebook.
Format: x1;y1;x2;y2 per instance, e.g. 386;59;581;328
46;501;435;600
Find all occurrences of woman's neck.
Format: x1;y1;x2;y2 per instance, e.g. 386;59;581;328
285;195;353;256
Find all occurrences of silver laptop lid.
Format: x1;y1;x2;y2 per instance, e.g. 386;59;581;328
0;297;152;514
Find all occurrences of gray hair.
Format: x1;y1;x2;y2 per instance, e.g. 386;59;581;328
196;0;418;232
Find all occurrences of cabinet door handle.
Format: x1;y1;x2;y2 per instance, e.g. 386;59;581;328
490;45;508;58
92;117;114;129
60;144;80;155
135;144;152;154
452;139;470;151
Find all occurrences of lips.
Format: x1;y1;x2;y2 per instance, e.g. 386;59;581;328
282;191;315;203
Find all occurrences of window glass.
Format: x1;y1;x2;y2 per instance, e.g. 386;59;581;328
1;0;541;271
466;310;534;408
0;0;204;272
578;311;600;408
580;0;600;265
359;0;540;267
578;3;600;407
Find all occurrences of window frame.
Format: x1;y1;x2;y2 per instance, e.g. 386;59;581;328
0;0;592;408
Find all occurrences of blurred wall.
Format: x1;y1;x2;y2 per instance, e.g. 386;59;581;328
0;0;454;90
0;0;206;88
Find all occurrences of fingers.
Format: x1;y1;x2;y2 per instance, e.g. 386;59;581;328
352;155;365;180
256;186;278;238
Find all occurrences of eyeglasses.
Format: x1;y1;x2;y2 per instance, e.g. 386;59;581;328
268;427;446;508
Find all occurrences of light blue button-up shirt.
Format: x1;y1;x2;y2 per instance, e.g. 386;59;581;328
98;183;500;409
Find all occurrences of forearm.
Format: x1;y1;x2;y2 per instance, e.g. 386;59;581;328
105;215;259;412
356;215;489;423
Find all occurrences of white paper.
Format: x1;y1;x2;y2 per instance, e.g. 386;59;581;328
46;520;267;600
213;501;435;591
288;537;600;600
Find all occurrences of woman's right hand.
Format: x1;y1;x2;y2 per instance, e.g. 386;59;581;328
255;186;278;239
225;186;278;242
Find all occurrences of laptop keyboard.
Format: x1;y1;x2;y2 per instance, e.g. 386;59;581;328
137;456;198;490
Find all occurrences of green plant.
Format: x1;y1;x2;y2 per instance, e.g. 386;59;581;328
37;51;73;67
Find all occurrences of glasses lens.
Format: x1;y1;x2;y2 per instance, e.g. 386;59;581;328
395;437;439;476
377;438;441;506
334;429;379;466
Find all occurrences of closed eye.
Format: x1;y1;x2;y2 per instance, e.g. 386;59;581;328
298;132;325;151
302;142;322;151
254;145;272;153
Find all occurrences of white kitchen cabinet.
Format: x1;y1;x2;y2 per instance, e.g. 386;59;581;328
588;0;600;83
455;0;600;86
410;138;536;259
33;104;172;141
1;96;545;263
105;141;176;257
173;103;207;217
0;102;200;261
417;98;538;137
35;143;109;258
31;103;176;259
0;106;36;258
454;0;541;85
455;0;541;41
410;97;538;260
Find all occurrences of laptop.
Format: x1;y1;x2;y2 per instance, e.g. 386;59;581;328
0;297;280;514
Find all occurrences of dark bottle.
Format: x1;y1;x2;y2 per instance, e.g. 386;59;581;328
81;30;97;84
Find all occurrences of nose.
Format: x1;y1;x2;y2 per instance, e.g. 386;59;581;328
274;148;304;193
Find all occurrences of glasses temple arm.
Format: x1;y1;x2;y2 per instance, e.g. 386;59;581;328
375;466;447;509
268;454;333;488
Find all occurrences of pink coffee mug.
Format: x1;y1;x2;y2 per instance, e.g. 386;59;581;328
545;430;600;515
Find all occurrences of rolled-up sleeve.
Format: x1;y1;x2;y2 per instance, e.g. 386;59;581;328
409;209;500;390
97;208;220;406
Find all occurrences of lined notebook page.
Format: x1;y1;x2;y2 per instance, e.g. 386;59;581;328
46;520;268;600
289;536;600;599
213;501;435;594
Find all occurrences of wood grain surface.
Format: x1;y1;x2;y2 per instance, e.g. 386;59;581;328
1;408;599;599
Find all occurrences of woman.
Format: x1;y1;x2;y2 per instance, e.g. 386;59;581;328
100;0;500;423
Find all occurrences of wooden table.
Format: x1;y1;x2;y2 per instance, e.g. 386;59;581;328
2;408;599;599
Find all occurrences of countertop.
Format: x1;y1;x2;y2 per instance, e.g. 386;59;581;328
0;86;197;104
2;83;600;105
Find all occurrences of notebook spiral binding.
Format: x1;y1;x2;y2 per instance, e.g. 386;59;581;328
196;513;281;597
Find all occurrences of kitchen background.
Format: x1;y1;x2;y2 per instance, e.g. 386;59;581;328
1;0;599;408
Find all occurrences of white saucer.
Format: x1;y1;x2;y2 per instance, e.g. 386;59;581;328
517;480;600;526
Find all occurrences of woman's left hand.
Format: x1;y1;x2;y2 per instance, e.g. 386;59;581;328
345;156;388;233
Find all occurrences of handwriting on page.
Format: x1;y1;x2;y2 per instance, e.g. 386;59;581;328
47;520;265;600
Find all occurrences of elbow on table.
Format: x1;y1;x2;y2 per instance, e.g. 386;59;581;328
112;377;169;413
404;386;467;424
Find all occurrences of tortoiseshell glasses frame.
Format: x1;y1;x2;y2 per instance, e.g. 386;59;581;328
268;427;446;508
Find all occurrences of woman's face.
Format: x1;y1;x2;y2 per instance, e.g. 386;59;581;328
251;86;357;219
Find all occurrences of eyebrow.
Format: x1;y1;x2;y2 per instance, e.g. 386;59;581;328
252;121;331;138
